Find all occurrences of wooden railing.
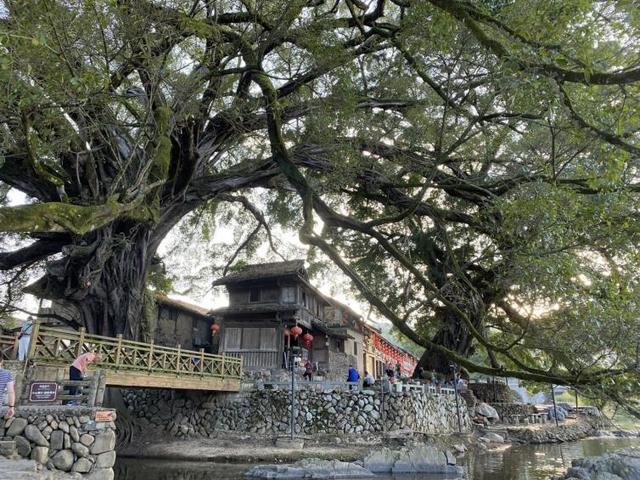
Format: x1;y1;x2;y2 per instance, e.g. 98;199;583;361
225;350;280;369
27;324;242;381
0;333;19;360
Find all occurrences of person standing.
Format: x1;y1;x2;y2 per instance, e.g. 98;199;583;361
68;351;101;404
17;317;34;361
303;360;314;381
0;359;16;419
347;365;360;390
363;370;375;388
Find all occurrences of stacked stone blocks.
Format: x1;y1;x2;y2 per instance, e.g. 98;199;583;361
0;406;116;480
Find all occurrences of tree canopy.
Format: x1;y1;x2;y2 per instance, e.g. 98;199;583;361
1;0;639;411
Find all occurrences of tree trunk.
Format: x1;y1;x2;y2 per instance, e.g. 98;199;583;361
25;220;157;338
414;307;479;376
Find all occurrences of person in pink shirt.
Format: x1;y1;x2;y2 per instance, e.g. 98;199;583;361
68;351;101;404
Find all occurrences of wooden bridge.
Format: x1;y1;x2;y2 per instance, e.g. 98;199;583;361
0;323;242;392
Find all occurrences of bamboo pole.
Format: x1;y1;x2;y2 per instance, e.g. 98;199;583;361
76;327;86;356
148;340;154;372
114;334;123;369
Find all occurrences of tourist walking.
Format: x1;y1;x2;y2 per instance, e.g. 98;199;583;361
347;365;360;390
67;351;101;404
0;359;15;419
17;317;33;361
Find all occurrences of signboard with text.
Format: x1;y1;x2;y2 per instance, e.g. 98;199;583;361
29;382;58;403
95;410;116;422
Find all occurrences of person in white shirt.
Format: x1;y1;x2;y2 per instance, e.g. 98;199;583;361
364;371;375;387
18;317;34;361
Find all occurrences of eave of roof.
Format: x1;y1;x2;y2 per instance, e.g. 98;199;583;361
155;294;211;317
209;303;299;315
212;259;306;286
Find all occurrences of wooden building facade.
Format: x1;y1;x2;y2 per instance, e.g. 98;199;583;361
211;260;354;376
210;260;418;379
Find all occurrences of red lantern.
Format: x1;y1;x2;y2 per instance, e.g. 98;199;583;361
291;325;303;338
210;323;220;334
302;333;313;344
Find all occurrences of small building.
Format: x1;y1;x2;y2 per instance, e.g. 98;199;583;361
154;295;214;352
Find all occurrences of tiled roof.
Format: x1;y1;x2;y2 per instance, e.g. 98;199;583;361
156;295;211;317
211;260;306;286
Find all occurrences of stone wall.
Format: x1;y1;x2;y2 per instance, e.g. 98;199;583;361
491;402;536;418
468;382;515;403
1;406;116;480
122;388;471;437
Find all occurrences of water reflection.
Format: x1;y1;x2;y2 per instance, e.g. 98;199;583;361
466;437;640;480
116;438;640;480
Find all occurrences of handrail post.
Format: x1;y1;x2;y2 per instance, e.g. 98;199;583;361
221;354;225;378
77;327;86;356
176;344;181;376
26;320;41;362
148;340;154;372
115;334;123;369
199;348;204;376
11;332;19;359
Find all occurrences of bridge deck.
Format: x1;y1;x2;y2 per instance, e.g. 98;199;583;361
1;324;242;393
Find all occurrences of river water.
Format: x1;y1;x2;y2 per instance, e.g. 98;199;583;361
115;437;640;480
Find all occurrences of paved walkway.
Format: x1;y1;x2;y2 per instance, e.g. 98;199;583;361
0;457;76;480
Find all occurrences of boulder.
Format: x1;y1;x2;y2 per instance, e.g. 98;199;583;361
363;446;463;475
565;448;640;480
476;403;499;420
24;424;49;447
14;436;31;457
6;418;28;437
80;433;95;446
90;430;115;454
51;449;74;471
246;458;374;479
72;442;90;458
30;446;49;464
96;451;116;468
72;457;93;473
481;432;504;443
86;468;115;480
0;440;16;458
50;430;65;450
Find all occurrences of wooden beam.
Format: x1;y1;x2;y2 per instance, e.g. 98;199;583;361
103;371;240;391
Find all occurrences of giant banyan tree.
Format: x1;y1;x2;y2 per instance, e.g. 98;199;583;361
1;0;640;409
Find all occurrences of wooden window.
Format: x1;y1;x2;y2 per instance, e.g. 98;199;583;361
249;288;260;302
223;327;241;350
260;328;277;350
302;291;307;307
242;328;261;350
281;286;296;303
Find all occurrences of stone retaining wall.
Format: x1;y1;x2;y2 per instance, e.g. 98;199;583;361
123;388;471;437
0;406;116;480
491;402;536;418
507;416;608;444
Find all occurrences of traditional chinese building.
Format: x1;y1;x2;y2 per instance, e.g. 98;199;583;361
210;260;354;377
210;260;418;379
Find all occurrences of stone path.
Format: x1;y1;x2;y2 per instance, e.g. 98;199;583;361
0;457;80;480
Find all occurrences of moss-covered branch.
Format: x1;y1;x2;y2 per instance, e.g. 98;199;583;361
0;198;152;235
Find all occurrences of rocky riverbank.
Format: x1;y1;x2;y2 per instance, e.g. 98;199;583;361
481;416;612;445
556;447;640;479
119;428;471;464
